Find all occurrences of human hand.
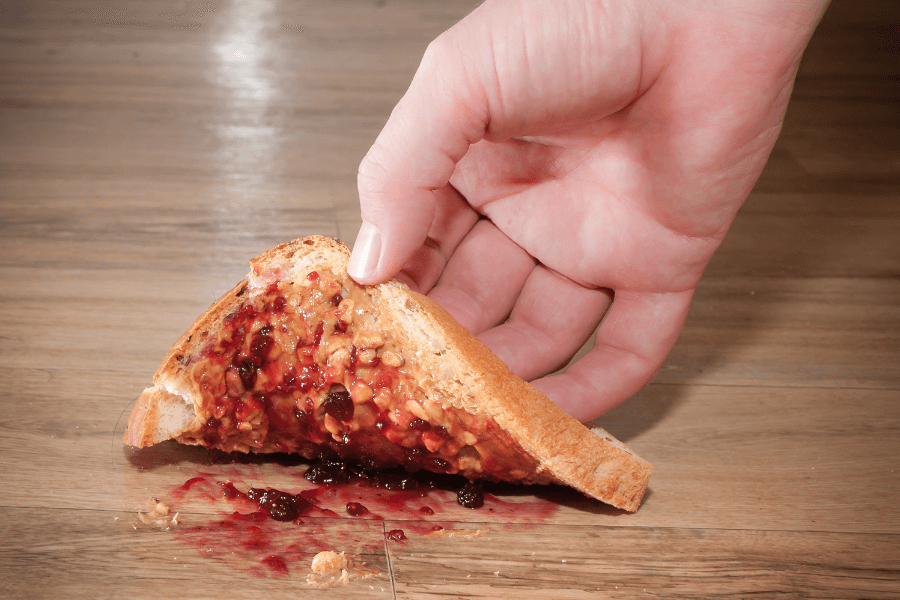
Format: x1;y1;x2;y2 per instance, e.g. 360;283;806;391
349;0;829;421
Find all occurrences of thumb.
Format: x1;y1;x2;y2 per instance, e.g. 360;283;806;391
349;11;493;284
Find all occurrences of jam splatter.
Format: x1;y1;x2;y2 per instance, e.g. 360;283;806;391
386;529;407;542
155;452;560;581
261;555;289;576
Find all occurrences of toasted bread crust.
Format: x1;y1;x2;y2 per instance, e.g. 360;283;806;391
153;280;250;388
364;280;652;511
124;236;652;511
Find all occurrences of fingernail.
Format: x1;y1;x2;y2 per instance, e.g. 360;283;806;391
348;221;382;282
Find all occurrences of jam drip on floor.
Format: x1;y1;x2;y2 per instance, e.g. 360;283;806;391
164;450;562;580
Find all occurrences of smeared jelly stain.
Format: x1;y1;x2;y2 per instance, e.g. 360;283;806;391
161;453;560;579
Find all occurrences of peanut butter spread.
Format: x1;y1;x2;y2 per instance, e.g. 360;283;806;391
174;268;549;483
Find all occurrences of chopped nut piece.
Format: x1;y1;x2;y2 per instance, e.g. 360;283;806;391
328;346;351;370
406;399;429;422
358;348;377;364
306;551;378;589
311;551;347;575
323;414;344;437
337;298;355;322
351;381;374;403
354;331;385;349
381;350;403;367
373;388;393;410
424;399;445;422
460;431;478;446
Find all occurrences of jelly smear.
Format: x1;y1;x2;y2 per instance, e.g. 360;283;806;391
159;453;561;580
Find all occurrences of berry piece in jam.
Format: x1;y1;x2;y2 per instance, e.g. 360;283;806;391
246;487;312;522
263;492;300;522
304;453;349;485
250;334;273;362
425;457;451;473
323;384;354;422
331;292;343;307
238;359;257;390
409;419;431;431
312;321;325;347
346;502;369;517
368;469;419;491
457;481;484;509
386;529;407;542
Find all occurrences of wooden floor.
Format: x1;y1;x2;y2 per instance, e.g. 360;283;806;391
1;1;899;598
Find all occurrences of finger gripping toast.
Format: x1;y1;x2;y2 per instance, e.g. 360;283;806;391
124;236;652;511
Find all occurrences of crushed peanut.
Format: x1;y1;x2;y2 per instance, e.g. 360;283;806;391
380;350;403;367
137;498;180;529
305;551;378;589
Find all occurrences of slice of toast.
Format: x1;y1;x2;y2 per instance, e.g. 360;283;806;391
125;236;652;511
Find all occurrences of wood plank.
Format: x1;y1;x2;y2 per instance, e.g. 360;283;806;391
596;383;900;533
710;195;900;279
661;277;900;389
387;523;900;599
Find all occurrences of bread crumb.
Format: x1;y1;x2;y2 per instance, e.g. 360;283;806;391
311;551;347;575
137;497;180;529
305;551;379;589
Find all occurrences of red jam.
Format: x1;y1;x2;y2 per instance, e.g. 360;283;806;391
346;502;368;517
175;271;551;493
457;481;485;509
164;462;562;580
180;476;207;491
261;555;289;576
386;529;406;542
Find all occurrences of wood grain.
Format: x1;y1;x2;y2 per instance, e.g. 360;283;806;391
1;0;899;598
387;524;900;599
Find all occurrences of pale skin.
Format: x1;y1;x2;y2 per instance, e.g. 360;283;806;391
349;0;831;422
